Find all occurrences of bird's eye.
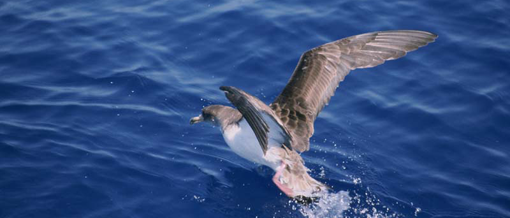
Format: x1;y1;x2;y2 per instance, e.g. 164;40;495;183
202;111;210;120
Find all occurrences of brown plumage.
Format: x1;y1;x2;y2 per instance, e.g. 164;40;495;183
271;30;437;152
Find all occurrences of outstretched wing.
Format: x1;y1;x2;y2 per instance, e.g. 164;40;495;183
220;86;292;154
270;30;437;152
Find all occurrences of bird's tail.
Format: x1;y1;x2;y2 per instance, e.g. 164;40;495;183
273;148;329;201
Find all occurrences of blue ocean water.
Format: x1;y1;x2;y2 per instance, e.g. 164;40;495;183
1;0;509;217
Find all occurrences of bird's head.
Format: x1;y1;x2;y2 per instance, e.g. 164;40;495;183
190;105;225;125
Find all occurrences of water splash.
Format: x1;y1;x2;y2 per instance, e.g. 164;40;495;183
299;191;351;218
297;187;408;218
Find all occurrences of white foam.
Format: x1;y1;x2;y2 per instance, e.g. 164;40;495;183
299;191;351;218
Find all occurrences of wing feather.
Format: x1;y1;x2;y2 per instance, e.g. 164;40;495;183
270;30;437;152
220;86;292;154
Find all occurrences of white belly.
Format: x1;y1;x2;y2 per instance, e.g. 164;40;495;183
222;120;280;169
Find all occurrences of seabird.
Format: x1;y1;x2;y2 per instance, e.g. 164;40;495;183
190;30;437;200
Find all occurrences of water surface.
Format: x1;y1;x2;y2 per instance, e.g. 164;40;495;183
1;0;509;217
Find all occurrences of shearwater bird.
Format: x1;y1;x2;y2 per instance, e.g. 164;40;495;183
190;30;437;200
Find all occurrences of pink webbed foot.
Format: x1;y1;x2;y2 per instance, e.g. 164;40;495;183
272;163;294;197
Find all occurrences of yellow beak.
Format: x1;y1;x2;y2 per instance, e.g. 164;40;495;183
189;115;203;125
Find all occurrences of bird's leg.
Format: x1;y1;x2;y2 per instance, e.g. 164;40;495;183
272;162;294;197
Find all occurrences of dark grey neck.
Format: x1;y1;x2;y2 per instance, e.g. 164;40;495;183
209;105;243;130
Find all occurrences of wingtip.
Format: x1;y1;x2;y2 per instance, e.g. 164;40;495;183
219;86;235;92
220;86;242;94
425;31;438;40
432;33;439;40
424;30;438;41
